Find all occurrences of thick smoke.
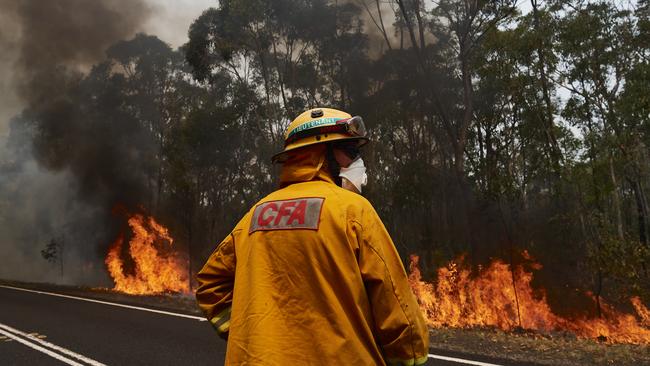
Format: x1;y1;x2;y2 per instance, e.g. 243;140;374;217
14;0;149;101
0;0;22;137
0;121;111;284
0;0;152;284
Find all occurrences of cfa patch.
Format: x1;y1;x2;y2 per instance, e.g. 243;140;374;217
249;197;324;233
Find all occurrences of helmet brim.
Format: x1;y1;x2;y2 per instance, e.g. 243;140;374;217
271;136;368;164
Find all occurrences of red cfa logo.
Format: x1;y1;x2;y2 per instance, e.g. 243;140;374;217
249;197;324;233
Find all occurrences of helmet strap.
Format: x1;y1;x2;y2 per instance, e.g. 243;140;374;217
325;144;342;186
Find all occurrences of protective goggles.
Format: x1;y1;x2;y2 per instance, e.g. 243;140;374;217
284;116;367;147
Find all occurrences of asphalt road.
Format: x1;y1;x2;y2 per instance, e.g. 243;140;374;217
0;285;535;366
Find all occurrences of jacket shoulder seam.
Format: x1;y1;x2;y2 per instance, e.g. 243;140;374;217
213;228;241;254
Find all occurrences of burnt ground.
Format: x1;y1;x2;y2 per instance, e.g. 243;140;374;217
428;327;650;366
1;279;649;366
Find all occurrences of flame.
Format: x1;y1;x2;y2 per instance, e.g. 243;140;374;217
105;213;189;295
632;296;650;327
409;253;650;344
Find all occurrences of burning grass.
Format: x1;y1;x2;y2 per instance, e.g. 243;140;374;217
105;212;189;295
408;253;650;345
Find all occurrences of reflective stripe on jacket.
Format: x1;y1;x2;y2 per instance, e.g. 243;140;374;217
196;145;429;365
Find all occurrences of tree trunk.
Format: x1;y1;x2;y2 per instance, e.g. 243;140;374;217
631;178;649;247
456;57;473;175
375;0;392;50
531;0;562;175
609;155;624;241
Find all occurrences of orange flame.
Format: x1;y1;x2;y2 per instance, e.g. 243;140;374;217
632;297;650;327
105;213;189;295
408;253;650;344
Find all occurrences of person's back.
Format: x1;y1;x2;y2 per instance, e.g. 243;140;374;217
196;108;429;365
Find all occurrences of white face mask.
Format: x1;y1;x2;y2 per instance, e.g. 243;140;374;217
339;158;368;194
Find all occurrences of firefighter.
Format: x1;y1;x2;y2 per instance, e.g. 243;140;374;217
196;108;429;365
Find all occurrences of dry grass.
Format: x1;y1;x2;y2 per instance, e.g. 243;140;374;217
429;327;650;366
0;280;202;315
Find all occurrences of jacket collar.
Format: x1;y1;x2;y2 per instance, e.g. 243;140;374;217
279;144;335;187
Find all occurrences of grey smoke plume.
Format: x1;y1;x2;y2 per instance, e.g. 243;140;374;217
13;0;150;103
0;0;152;284
0;0;22;137
0;123;111;284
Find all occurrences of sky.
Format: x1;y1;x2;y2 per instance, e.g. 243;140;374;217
0;0;216;138
143;0;216;50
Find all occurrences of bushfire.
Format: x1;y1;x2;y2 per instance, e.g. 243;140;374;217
408;253;650;344
105;213;189;295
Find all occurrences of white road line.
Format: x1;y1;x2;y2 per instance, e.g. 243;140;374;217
0;327;85;366
428;353;503;366
0;322;106;366
0;285;206;321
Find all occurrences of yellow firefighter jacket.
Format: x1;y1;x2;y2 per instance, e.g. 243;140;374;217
196;145;429;365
